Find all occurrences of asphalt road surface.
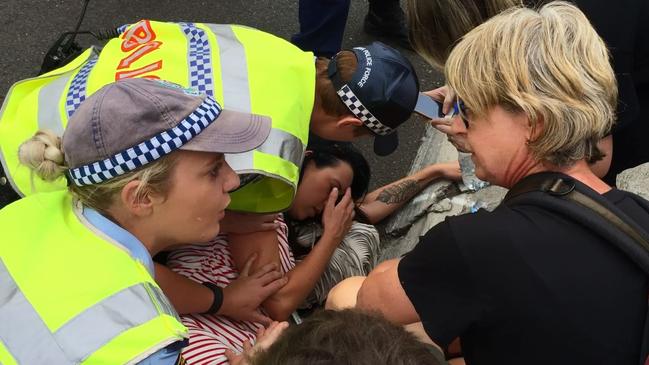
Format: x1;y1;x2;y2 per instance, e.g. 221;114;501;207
0;0;444;207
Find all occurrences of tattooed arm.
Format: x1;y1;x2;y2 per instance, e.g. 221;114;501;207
357;162;461;224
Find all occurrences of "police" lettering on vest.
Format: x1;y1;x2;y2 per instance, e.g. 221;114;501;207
115;20;163;81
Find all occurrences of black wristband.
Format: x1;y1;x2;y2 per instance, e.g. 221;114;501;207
202;282;224;314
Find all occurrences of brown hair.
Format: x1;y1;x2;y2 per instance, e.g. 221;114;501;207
405;0;521;70
250;309;444;365
314;52;357;118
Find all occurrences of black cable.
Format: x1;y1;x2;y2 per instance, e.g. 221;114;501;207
70;0;91;44
94;27;121;40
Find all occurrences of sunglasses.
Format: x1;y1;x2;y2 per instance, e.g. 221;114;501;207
454;100;470;129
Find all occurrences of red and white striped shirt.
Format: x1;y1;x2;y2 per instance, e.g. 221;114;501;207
166;217;295;365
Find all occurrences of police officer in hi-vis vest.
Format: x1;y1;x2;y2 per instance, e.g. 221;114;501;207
0;21;425;335
0;20;421;214
0;78;272;364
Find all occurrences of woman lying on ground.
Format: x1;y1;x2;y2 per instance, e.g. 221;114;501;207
164;143;460;364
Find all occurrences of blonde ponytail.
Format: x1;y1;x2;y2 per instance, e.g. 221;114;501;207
18;130;67;182
17;129;178;214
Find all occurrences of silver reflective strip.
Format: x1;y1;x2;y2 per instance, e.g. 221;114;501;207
145;282;182;322
257;128;304;167
225;150;255;172
0;259;70;364
38;74;71;135
54;284;161;363
208;25;303;170
0;258;170;363
207;24;251;111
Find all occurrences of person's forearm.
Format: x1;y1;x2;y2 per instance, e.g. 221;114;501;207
263;234;340;320
359;164;445;224
154;262;214;314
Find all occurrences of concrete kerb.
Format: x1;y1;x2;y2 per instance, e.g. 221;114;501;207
378;124;507;261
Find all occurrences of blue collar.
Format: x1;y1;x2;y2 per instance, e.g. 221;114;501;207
82;206;155;277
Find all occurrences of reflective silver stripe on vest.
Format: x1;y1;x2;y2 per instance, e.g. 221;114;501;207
38;74;72;135
0;259;69;364
207;24;251;111
257;128;304;168
208;24;304;170
0;258;174;363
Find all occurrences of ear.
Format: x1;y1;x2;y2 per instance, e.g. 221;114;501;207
304;150;313;157
335;115;363;128
120;180;159;217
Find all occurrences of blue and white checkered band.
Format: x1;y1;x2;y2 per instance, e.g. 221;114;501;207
68;96;222;187
180;22;214;96
336;84;393;136
65;55;99;117
116;24;129;35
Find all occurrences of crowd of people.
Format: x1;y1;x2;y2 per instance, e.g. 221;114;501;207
0;0;648;364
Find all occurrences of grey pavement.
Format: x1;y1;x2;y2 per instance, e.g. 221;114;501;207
0;0;444;208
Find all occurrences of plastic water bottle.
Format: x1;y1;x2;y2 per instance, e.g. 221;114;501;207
458;151;489;192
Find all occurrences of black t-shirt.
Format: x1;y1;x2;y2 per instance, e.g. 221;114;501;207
399;188;649;365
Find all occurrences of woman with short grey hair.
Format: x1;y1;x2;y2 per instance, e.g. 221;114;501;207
330;3;649;364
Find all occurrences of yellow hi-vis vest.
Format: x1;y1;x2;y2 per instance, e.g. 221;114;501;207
0;20;315;213
0;190;188;364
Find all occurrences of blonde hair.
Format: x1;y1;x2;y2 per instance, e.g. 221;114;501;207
406;0;520;70
445;1;617;166
18;130;178;213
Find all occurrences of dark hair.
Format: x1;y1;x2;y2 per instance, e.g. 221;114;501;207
300;143;370;201
286;143;371;256
250;309;445;365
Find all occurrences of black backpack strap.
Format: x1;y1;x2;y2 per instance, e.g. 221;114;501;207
504;172;649;364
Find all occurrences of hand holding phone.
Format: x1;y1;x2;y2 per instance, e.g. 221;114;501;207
413;92;444;120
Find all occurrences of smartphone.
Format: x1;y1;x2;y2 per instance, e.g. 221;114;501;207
413;92;445;119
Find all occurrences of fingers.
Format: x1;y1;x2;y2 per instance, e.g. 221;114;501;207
324;187;338;213
259;275;288;296
434;123;453;135
336;187;352;208
239;253;258;278
423;85;447;102
243;339;252;352
266;321;289;338
250;311;273;327
257;325;267;338
442;87;456;115
251;261;279;279
224;349;242;365
256;268;284;286
256;321;289;350
429;117;454;127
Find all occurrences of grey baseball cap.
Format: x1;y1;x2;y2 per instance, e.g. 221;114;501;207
63;78;271;186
